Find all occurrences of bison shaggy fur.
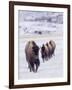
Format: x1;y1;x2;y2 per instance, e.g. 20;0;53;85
25;41;40;72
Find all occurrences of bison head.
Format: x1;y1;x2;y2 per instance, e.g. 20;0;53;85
32;45;39;55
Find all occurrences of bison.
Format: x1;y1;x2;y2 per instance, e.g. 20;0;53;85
41;40;56;62
41;44;50;62
49;40;56;56
25;41;40;72
46;42;53;58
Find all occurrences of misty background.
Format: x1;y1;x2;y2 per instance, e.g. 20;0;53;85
18;10;63;36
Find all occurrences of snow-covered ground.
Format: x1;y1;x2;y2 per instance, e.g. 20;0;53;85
18;28;63;80
19;22;63;36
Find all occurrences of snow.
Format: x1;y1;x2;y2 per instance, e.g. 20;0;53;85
18;30;63;80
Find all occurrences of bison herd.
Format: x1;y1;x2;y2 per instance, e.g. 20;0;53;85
25;40;56;73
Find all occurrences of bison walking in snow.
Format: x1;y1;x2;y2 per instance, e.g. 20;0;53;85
41;44;50;62
25;41;40;72
49;40;56;56
41;40;56;62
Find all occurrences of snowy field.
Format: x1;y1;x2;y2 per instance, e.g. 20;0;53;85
18;25;63;80
18;11;63;80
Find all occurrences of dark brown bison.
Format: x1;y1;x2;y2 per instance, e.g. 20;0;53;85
25;41;40;72
41;40;56;62
41;44;50;62
49;40;56;56
46;42;53;58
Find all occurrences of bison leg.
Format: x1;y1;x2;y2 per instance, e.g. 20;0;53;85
41;54;45;62
53;52;55;56
30;62;35;72
29;64;32;72
42;56;44;62
27;62;32;72
53;50;55;56
35;59;40;72
49;50;52;58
